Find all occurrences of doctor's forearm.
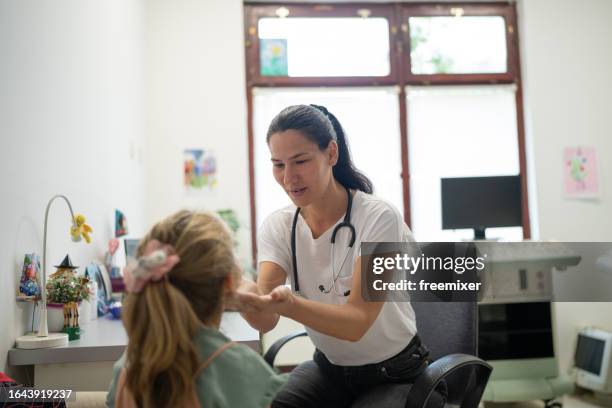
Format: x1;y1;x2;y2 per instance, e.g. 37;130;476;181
284;296;373;342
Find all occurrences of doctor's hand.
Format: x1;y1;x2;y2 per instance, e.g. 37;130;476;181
236;285;295;316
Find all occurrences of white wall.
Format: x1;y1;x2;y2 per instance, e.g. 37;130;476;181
519;0;612;242
0;0;145;377
518;0;612;373
143;0;252;263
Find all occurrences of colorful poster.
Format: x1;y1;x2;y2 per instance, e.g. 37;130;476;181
564;147;600;198
260;38;288;76
184;149;218;191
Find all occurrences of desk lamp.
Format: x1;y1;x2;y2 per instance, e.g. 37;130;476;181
15;195;91;349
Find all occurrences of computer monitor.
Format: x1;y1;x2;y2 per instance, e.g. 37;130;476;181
441;175;522;240
575;328;612;393
479;302;554;361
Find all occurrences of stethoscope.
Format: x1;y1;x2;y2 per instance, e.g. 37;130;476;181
291;186;356;297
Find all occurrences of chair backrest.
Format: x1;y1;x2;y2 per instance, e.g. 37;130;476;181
411;302;478;361
411;302;480;401
408;243;479;361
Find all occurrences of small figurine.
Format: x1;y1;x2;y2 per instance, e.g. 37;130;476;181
70;214;93;243
17;253;41;299
50;255;79;279
64;301;80;329
46;254;91;340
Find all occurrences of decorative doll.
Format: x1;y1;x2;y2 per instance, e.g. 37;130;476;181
46;255;91;340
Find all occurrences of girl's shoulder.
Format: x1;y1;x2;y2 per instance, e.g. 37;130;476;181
107;329;286;408
106;352;127;407
194;327;288;407
194;326;258;363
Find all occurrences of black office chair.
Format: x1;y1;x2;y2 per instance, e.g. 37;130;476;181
264;302;492;408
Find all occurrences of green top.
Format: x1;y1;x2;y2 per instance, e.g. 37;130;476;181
107;326;287;408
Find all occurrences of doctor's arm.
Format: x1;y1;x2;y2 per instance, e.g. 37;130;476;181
240;257;384;342
238;261;287;333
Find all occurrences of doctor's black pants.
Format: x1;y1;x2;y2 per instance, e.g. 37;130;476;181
271;334;447;408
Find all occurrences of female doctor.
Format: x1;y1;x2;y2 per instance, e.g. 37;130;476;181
238;105;438;408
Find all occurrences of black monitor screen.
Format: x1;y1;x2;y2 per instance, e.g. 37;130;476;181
575;334;605;375
479;302;554;360
441;175;522;230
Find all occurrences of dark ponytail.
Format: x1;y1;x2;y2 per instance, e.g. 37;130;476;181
266;104;373;194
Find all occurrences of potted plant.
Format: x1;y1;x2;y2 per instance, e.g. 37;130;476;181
45;255;91;340
216;209;255;281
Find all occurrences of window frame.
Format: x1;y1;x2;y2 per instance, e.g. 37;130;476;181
401;3;519;84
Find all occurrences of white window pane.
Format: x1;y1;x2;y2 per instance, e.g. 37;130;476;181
254;87;403;228
258;18;390;77
406;85;522;241
409;16;507;74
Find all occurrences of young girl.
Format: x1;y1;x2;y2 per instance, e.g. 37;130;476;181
107;210;286;408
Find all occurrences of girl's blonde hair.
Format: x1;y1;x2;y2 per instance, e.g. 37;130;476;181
122;210;239;407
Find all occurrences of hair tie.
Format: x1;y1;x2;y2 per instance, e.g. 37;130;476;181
123;239;180;293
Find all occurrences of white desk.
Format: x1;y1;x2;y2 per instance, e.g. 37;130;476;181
8;312;260;391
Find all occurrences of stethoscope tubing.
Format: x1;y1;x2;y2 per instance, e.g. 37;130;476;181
291;186;355;296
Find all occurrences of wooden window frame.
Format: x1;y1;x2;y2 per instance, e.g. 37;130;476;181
244;3;531;263
244;3;400;86
401;3;519;85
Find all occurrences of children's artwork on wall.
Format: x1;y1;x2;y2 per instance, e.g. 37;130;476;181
115;209;128;238
184;149;218;192
564;146;600;199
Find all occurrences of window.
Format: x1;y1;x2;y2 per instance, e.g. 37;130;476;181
406;85;522;241
258;17;391;77
253;87;403;228
400;3;518;83
244;3;529;254
409;16;507;75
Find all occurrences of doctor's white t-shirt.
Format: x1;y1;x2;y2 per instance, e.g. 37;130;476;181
257;190;418;366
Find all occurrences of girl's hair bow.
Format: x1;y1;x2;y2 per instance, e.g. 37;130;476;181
123;239;180;293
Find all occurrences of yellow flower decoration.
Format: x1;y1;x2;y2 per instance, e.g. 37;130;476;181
70;214;93;244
